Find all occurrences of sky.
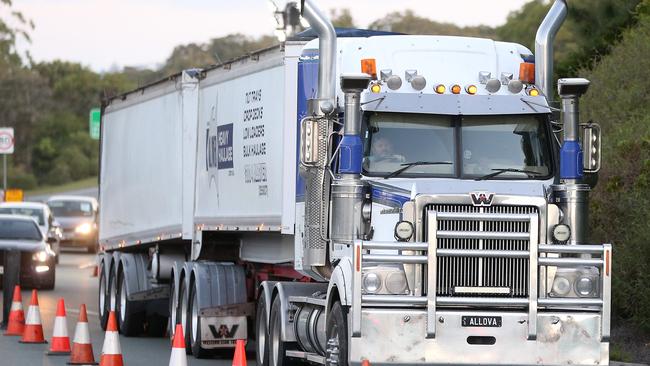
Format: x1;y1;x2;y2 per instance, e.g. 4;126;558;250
11;0;532;72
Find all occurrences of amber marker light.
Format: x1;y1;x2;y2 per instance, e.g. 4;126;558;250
370;83;382;93
361;58;378;80
451;84;462;94
434;84;446;94
466;85;478;95
528;88;540;97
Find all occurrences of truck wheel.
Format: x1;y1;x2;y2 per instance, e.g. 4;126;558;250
98;262;109;330
256;291;270;366
269;296;298;366
188;280;210;358
116;268;144;336
326;301;348;366
41;268;56;290
179;279;192;354
168;276;178;344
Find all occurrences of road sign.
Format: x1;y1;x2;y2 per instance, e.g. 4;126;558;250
4;189;23;202
89;108;101;140
0;128;14;154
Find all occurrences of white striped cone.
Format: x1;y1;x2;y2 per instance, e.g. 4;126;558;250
99;311;123;366
47;299;71;355
68;304;98;365
19;290;47;344
169;324;187;366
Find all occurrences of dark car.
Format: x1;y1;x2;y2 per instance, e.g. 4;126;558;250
46;195;99;253
0;214;56;289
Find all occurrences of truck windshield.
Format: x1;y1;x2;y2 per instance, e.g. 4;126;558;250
362;113;553;179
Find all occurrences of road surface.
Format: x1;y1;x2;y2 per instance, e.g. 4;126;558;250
0;252;249;365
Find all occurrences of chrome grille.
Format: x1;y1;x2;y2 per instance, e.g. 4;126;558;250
424;204;537;298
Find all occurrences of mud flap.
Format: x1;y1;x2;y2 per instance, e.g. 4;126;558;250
200;316;248;348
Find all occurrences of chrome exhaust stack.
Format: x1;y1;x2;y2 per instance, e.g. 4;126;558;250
299;0;337;280
535;0;568;100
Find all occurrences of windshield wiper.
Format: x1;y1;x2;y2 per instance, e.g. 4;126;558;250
474;168;543;181
385;161;453;179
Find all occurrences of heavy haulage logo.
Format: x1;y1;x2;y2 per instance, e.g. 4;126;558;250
470;191;495;206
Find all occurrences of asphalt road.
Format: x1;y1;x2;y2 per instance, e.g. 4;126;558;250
0;252;246;366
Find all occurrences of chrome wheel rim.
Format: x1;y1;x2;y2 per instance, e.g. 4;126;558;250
120;276;127;321
191;288;199;342
326;325;340;366
257;308;267;365
180;283;188;337
271;311;280;366
109;271;117;312
99;270;106;317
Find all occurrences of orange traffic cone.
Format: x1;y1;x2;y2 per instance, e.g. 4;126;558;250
232;339;247;366
4;285;25;336
19;289;47;344
47;298;71;355
99;311;123;366
68;304;98;365
168;324;187;366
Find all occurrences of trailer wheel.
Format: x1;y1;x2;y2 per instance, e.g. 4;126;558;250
116;268;144;336
168;275;179;344
179;279;192;354
326;301;348;366
269;296;298;366
256;291;270;366
98;262;109;330
188;280;210;358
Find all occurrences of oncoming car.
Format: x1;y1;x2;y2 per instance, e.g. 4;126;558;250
47;195;99;253
0;214;56;289
0;201;61;261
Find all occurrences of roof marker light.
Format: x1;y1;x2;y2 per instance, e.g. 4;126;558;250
434;84;446;94
451;84;462;94
528;88;540;97
466;85;478;95
361;59;377;80
370;83;382;93
519;62;535;84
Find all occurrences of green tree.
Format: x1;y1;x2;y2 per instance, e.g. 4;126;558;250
331;9;356;28
369;10;495;38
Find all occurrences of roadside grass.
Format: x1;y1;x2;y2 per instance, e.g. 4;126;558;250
25;176;97;197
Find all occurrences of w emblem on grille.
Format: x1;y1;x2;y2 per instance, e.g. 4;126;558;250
470;192;495;206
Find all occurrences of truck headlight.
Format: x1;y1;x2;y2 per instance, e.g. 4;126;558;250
362;265;410;295
75;223;93;234
550;267;599;298
363;272;382;293
32;250;48;262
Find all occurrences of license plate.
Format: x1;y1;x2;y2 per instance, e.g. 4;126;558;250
462;315;502;327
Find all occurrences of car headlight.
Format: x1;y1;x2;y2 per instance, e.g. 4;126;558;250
550;267;599;298
362;265;409;295
32;250;48;262
75;223;93;234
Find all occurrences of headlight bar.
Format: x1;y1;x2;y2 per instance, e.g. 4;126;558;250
352;211;612;343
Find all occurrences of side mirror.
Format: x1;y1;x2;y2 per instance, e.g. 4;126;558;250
581;122;601;173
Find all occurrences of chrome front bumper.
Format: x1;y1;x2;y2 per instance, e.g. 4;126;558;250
350;309;608;366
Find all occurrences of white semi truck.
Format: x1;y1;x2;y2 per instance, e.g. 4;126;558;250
97;1;612;365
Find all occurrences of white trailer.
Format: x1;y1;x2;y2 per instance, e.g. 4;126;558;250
98;1;612;365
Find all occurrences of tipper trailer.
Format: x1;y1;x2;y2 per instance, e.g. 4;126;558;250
98;1;611;365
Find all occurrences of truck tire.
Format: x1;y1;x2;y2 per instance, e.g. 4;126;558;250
98;262;109;330
326;301;348;366
116;268;144;336
269;296;298;366
168;276;179;345
188;280;210;358
256;291;270;366
40;268;56;290
179;279;192;354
